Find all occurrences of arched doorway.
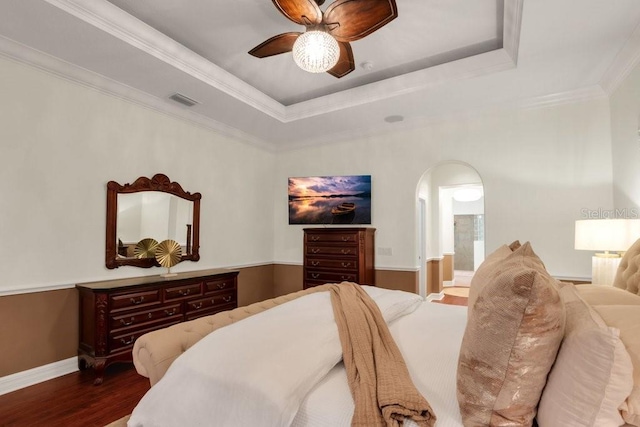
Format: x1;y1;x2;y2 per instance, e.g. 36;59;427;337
416;161;485;298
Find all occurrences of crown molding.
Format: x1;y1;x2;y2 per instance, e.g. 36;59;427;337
503;0;524;64
285;48;517;122
0;35;275;152
600;19;640;95
43;0;522;123
43;0;286;120
277;85;608;152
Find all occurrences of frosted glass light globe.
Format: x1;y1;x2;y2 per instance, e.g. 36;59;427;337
292;31;340;73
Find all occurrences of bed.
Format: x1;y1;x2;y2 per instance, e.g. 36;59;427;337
126;239;640;427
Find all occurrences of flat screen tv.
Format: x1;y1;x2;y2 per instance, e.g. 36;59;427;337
288;175;372;225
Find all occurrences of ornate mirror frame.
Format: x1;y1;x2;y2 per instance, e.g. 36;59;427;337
105;173;201;269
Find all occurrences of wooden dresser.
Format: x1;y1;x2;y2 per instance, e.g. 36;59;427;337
76;268;238;384
303;228;375;289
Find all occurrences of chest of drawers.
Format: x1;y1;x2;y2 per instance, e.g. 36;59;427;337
303;228;375;289
76;268;238;384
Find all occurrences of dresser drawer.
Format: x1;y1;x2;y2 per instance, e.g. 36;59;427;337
305;270;358;283
109;319;181;354
306;232;359;244
163;282;203;301
306;258;358;271
306;245;358;257
203;277;236;295
110;289;161;311
109;303;182;331
185;290;236;313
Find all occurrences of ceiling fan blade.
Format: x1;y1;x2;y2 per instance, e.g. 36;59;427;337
324;0;397;42
272;0;322;26
327;42;355;78
248;32;302;58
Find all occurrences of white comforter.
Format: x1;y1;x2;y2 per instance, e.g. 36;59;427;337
292;301;467;427
128;286;424;427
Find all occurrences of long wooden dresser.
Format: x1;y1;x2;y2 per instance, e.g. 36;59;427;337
76;268;238;384
303;228;375;289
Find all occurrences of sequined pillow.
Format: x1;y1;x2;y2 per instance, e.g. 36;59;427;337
457;242;565;426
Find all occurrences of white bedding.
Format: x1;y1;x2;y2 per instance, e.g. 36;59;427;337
292;301;467;427
128;286;426;427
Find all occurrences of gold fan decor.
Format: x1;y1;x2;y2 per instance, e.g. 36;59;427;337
134;238;159;259
155;239;182;277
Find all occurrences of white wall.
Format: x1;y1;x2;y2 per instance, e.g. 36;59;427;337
0;56;276;294
274;98;613;279
610;60;640;213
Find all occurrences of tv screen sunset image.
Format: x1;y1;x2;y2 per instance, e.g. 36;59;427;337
288;175;372;225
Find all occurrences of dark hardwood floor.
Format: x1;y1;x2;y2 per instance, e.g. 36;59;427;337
0;294;467;427
0;363;148;427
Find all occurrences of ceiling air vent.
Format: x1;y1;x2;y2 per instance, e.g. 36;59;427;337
169;93;200;107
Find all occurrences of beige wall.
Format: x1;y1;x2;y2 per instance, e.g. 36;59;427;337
0;289;78;377
427;259;444;295
443;254;454;282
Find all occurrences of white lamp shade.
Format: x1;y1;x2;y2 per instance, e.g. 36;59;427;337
575;219;640;252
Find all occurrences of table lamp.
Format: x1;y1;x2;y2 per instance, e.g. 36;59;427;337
575;219;640;285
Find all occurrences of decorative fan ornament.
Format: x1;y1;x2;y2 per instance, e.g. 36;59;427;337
134;238;159;259
155;239;182;277
249;0;398;78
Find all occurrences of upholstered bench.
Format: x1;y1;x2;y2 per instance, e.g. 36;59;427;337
132;284;333;386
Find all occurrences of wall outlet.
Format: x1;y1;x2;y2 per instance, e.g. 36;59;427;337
377;247;392;256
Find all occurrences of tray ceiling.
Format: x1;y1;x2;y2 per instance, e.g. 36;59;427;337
1;0;639;150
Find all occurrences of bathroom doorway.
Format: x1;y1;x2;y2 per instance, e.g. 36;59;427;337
416;162;485;297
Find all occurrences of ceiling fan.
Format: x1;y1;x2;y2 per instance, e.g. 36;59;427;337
248;0;398;78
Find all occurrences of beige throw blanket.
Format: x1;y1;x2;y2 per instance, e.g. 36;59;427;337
330;283;437;427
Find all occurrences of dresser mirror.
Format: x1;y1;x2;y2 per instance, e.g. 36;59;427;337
105;173;201;269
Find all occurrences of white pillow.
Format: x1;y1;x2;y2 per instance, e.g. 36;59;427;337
537;284;634;427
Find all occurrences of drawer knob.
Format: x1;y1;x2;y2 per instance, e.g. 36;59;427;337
178;289;191;296
341;249;351;255
341;275;353;281
120;336;135;345
312;273;320;279
311;236;319;241
341;262;351;268
223;295;232;302
130;296;145;305
164;308;177;316
119;317;134;326
311;248;320;254
192;302;203;310
341;236;351;241
311;261;319;266
216;283;226;289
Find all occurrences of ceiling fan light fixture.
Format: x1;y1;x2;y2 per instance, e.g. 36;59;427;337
292;30;339;74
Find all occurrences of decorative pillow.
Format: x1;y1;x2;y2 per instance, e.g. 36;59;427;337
467;240;521;308
457;242;565;426
537;285;634;427
593;305;640;426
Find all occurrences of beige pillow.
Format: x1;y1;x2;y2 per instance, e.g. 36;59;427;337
594;305;640;426
467;240;520;308
537;285;634;427
457;242;565;426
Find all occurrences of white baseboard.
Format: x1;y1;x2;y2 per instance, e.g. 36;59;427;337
0;357;78;396
426;292;445;302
